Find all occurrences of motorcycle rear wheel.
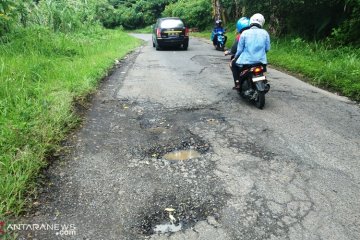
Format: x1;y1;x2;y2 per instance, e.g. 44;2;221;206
255;91;265;109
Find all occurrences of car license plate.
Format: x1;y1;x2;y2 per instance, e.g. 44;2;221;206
165;30;181;36
252;76;266;82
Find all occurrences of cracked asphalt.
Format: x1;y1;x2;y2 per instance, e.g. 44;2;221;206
19;34;360;240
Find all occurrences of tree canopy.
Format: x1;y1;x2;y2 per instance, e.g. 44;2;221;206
219;0;360;45
0;0;359;45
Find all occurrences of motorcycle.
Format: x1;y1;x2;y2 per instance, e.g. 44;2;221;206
211;30;226;51
237;64;270;109
215;31;226;51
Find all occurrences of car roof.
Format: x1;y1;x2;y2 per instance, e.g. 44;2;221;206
158;17;182;21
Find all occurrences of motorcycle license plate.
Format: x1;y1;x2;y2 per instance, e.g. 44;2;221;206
252;76;266;82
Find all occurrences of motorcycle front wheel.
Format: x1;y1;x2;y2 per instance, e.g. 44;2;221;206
255;91;265;109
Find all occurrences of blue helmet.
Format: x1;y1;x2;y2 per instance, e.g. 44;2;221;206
236;17;250;33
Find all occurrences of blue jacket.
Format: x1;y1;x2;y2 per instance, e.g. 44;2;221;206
213;26;225;34
235;26;270;65
211;26;225;40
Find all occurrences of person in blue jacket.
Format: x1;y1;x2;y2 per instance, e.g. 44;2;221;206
211;20;227;46
232;13;270;90
226;17;250;89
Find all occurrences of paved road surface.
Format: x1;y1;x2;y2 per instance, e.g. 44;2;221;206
19;34;360;240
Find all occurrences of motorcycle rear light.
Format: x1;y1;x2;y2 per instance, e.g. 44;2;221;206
156;28;161;37
185;27;189;37
254;67;262;74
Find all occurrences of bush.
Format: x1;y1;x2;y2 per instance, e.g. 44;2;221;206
116;6;144;29
163;0;212;30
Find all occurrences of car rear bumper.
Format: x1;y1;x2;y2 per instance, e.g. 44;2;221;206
156;37;189;46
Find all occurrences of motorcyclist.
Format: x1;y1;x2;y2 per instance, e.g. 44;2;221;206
225;17;250;89
211;20;227;47
232;13;270;90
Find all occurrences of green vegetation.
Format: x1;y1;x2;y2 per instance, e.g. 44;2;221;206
268;38;360;101
163;0;212;30
217;0;360;46
0;0;141;219
128;25;153;34
63;0;360;47
0;21;141;220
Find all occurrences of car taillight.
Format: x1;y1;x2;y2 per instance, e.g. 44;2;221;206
156;28;161;37
185;27;189;37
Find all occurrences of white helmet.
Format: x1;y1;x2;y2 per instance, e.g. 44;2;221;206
250;13;265;27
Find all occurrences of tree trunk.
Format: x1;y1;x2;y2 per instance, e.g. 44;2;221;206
235;0;239;19
212;0;221;21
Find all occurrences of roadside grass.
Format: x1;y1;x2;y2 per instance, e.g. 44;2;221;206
190;31;210;39
0;26;141;217
193;30;360;102
268;38;360;101
128;25;153;34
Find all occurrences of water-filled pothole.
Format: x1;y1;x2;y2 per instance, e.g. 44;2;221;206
147;135;210;160
163;149;201;161
153;222;183;233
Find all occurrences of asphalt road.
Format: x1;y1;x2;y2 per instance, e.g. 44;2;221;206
19;34;360;240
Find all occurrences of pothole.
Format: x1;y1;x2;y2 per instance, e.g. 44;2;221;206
153;222;183;234
163;149;201;161
153;208;183;234
139;200;221;236
147;136;210;160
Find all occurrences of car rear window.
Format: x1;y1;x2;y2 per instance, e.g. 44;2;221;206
160;19;184;28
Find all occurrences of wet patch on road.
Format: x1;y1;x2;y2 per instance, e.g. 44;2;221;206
146;136;210;160
162;149;201;161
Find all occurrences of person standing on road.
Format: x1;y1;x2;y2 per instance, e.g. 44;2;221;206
232;13;270;90
225;17;250;89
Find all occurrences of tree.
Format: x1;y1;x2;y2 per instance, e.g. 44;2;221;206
163;0;212;30
218;0;360;45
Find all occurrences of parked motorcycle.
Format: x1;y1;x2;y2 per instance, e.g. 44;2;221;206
237;64;270;109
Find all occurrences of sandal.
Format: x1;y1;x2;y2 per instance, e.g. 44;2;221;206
232;85;240;90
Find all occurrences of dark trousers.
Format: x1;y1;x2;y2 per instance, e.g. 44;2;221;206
230;62;267;87
230;61;246;86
